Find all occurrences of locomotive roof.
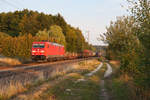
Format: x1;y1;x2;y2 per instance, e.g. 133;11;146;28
33;42;64;47
50;42;64;47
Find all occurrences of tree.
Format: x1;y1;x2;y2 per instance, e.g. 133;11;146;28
36;29;49;41
1;34;36;58
65;26;77;52
49;25;66;46
74;28;85;52
102;16;142;75
19;12;39;36
36;25;66;46
129;0;150;49
0;32;10;54
53;13;68;35
128;0;150;88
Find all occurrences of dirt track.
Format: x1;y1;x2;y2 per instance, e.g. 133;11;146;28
100;63;113;100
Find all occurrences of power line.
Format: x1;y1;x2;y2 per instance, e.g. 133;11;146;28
0;0;19;9
12;0;25;8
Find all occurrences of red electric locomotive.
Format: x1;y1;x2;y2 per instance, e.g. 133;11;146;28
31;41;65;61
31;41;96;61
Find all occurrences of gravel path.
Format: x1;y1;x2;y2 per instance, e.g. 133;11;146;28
86;62;113;100
104;63;112;78
100;63;112;100
86;63;103;76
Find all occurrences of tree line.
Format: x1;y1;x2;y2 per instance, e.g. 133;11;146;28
0;9;95;59
102;0;150;99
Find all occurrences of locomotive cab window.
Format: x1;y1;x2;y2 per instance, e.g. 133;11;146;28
33;44;45;48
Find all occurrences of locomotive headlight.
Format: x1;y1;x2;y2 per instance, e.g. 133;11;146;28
40;50;45;53
32;51;36;53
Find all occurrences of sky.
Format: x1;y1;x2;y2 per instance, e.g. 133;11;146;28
0;0;128;45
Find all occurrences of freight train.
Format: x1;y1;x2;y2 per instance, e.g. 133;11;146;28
31;41;95;61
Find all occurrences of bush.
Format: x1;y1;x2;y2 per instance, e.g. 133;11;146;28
1;34;37;59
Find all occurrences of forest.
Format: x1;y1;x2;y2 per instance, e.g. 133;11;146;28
0;9;94;59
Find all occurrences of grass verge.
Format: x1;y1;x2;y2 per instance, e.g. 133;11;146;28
0;59;100;100
104;61;136;100
37;61;107;100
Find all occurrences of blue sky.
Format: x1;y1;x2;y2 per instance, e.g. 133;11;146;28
0;0;128;45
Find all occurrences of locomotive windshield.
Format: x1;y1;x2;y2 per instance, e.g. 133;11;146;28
33;44;45;48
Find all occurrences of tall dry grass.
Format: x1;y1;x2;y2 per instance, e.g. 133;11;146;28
0;57;21;66
75;59;100;71
110;61;150;100
0;60;77;100
0;82;27;100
